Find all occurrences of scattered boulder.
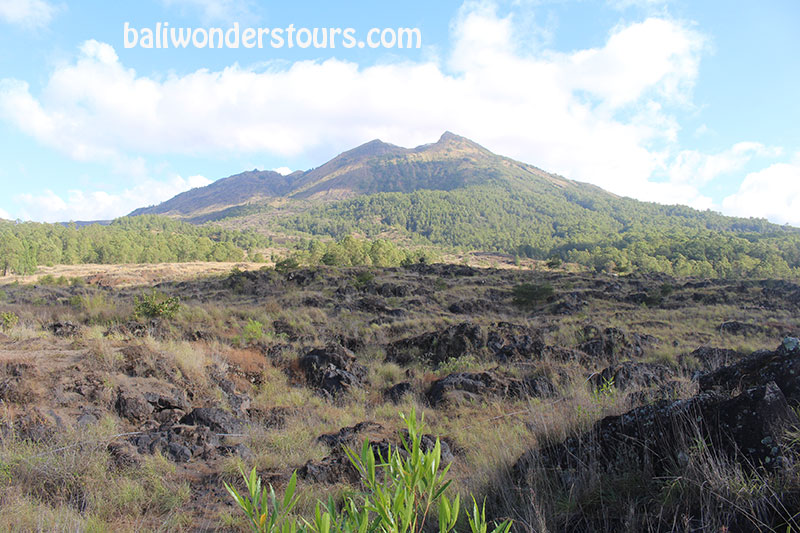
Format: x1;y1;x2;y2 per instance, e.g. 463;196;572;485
682;346;742;373
406;263;479;277
373;283;410;298
388;322;545;367
448;300;493;315
116;388;154;421
427;371;555;406
133;424;223;463
301;426;454;484
298;449;362;484
487;323;546;361
516;381;797;483
387;322;483;367
718;321;764;337
355;296;405;317
48;321;81;337
384;382;413;404
298;345;367;398
180;407;245;435
589;361;673;391
115;382;188;423
317;421;383;449
514;339;800;494
699;337;800;400
577;327;655;362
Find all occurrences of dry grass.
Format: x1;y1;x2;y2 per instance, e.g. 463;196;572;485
0;261;269;288
0;414;192;532
1;262;799;530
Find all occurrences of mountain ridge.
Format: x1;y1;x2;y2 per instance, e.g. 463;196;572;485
129;132;579;217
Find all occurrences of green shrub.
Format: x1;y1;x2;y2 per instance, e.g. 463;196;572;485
224;409;512;533
546;256;562;269
512;283;554;308
0;312;19;332
133;290;181;320
241;319;265;344
275;257;300;274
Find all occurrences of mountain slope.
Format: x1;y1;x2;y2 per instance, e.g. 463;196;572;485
130;132;582;216
129;132;800;278
131;169;301;216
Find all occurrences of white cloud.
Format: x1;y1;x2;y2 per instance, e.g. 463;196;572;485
0;0;58;28
272;167;292;176
722;162;800;225
559;17;704;108
669;142;782;185
0;4;709;209
161;0;254;23
0;207;10;219
13;175;211;222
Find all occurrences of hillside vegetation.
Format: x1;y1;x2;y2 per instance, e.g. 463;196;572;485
281;184;800;278
4;132;800;279
0;216;269;275
129;132;800;279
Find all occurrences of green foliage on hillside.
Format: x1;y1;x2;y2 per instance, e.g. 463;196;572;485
279;185;800;278
0;215;270;275
287;235;438;268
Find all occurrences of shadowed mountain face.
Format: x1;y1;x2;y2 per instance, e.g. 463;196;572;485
129;169;300;216
129;132;582;216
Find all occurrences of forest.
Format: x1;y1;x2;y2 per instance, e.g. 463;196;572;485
0;215;269;275
3;182;800;279
280;184;800;278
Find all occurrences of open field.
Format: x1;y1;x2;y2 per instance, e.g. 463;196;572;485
0;252;576;289
0;261;799;531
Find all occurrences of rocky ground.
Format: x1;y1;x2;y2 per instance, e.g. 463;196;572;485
1;263;799;531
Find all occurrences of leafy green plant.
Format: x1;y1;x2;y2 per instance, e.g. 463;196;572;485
241;319;265;344
592;376;616;404
133;290;181;320
0;311;19;332
224;470;300;533
343;409;460;533
224;409;513;533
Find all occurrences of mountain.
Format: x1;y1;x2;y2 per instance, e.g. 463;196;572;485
130;132;583;216
130;169;301;217
128;132;800;278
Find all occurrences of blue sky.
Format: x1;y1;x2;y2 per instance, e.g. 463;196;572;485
0;0;798;224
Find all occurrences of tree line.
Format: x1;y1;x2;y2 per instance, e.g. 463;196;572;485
279;185;800;278
0;215;271;275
